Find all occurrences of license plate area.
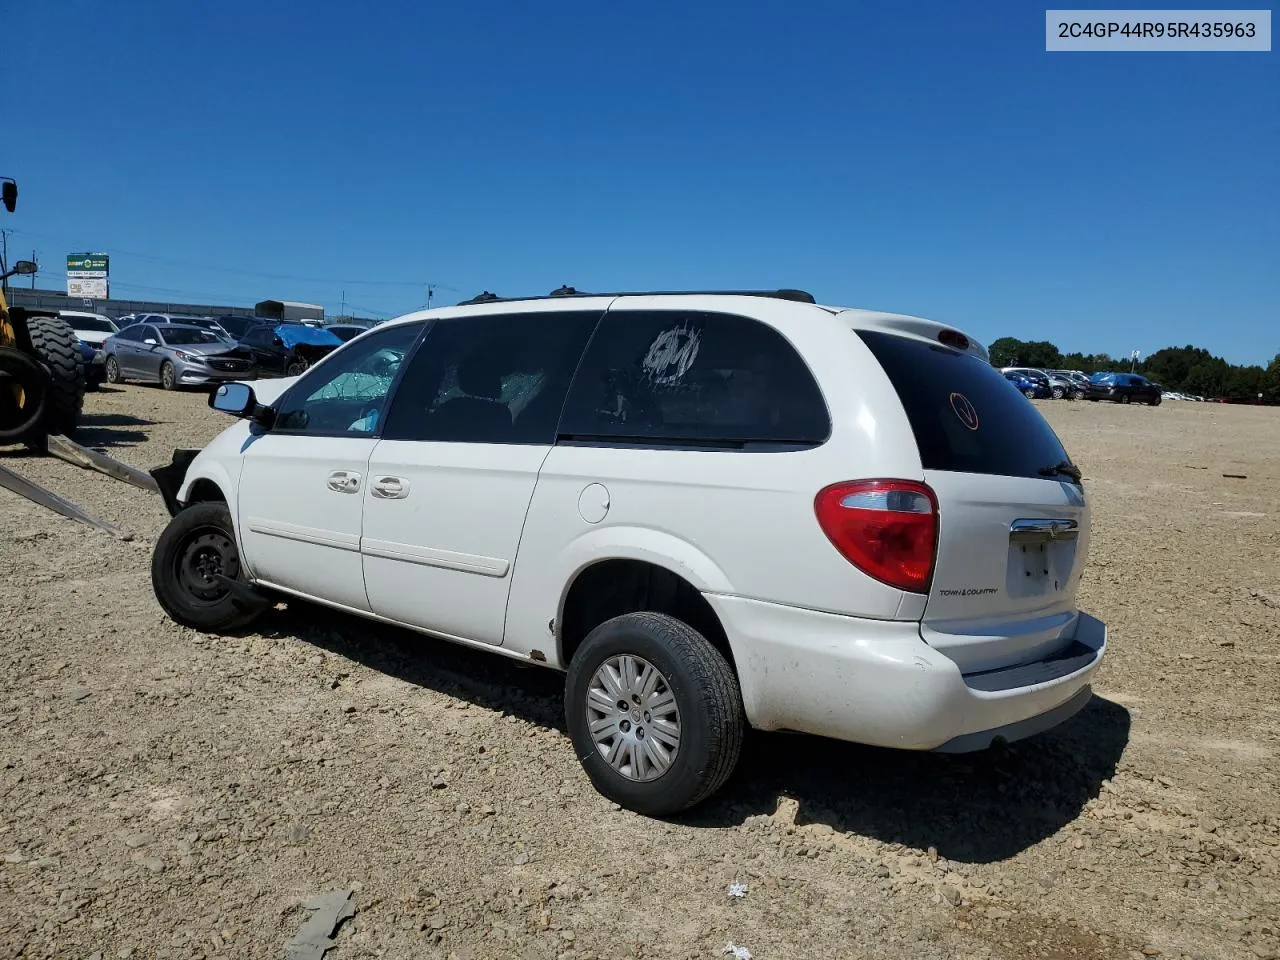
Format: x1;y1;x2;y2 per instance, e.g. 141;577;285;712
1006;519;1079;601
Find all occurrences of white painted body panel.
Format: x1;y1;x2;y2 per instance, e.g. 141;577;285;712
361;440;550;645
921;470;1090;673
236;433;376;611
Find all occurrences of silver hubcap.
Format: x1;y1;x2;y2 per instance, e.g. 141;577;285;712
587;655;680;782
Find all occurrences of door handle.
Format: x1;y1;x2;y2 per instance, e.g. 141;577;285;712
326;470;361;494
371;476;409;500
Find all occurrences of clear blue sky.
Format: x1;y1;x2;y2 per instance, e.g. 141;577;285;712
4;0;1277;364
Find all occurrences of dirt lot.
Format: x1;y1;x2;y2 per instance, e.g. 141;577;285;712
1;386;1278;960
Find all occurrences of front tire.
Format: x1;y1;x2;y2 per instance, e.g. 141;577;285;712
151;501;264;633
285;357;308;377
1051;386;1064;400
160;360;177;391
1120;393;1131;404
564;612;744;817
105;355;122;383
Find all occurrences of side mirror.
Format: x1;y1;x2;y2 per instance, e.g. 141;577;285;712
209;382;274;427
211;382;255;416
143;338;157;345
272;336;284;347
1;179;16;214
13;260;37;275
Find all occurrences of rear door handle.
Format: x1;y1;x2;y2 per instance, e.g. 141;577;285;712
1010;518;1078;543
371;476;410;500
326;470;361;494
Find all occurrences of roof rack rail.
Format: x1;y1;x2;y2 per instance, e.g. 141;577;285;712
454;287;817;306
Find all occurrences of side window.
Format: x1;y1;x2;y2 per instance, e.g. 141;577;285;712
272;323;425;435
116;325;141;342
140;325;160;343
381;310;601;445
559;310;830;447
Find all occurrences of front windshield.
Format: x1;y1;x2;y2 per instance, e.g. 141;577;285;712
70;316;117;333
162;328;225;346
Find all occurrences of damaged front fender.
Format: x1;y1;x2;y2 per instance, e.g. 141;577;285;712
150;448;201;517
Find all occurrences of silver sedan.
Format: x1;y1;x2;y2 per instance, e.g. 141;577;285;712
102;322;255;390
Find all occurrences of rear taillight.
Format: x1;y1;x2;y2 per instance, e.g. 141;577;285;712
814;480;938;593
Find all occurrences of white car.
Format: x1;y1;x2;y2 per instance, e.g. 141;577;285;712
148;289;1107;816
58;310;118;347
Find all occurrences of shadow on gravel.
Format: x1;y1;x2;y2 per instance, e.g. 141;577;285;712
685;694;1131;864
71;412;156;448
270;602;1129;864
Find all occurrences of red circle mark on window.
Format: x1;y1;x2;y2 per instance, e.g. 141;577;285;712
950;392;979;430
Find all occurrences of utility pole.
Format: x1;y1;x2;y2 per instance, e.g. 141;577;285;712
340;289;346;319
1;229;8;294
427;283;434;310
30;249;36;289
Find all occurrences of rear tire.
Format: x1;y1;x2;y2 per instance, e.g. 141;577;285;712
564;612;745;817
285;357;308;377
151;501;264;633
1051;387;1064;399
1149;396;1161;406
24;314;85;435
160;360;177;391
1120;394;1131;404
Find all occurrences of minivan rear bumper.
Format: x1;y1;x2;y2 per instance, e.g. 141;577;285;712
704;594;1106;751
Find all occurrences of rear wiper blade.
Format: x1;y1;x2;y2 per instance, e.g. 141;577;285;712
1038;460;1082;483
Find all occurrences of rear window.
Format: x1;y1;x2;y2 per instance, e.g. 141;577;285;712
857;330;1070;480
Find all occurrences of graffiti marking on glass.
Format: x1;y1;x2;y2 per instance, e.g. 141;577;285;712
642;322;701;385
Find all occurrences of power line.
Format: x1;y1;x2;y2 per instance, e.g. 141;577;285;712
7;226;461;291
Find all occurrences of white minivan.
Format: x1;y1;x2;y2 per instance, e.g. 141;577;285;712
149;289;1106;816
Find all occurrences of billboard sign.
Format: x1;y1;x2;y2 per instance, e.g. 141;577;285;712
67;277;108;299
66;252;109;276
67;251;109;297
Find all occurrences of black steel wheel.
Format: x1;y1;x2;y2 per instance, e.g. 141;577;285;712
151;501;264;632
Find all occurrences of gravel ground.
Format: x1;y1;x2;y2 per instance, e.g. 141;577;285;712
2;385;1278;960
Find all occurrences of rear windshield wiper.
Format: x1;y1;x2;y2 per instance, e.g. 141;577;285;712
1038;460;1082;483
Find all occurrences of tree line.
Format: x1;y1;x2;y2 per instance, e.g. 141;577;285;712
988;337;1280;402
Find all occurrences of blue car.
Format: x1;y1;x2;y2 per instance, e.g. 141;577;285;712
237;322;343;377
1003;370;1050;399
78;340;107;390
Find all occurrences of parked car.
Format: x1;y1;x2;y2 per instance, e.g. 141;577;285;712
323;323;372;343
1085;372;1162;405
212;314;274;340
59;310;119;348
1038;369;1088;400
78;340;107;390
136;313;233;340
1000;367;1073;400
102;321;254;390
149;289;1107;817
1003;369;1050;399
236;322;343;377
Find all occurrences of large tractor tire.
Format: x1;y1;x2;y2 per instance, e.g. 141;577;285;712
0;346;49;443
24;314;85;436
